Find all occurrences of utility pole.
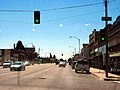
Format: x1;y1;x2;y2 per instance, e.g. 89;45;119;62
104;0;109;78
102;0;112;78
105;0;108;78
101;0;109;78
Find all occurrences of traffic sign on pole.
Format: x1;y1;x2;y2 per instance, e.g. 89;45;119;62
101;17;112;21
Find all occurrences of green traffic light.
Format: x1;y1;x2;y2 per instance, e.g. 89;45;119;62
102;37;105;41
36;19;39;22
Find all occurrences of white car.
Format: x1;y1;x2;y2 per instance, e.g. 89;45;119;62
59;61;66;67
24;61;30;66
10;61;26;71
3;61;13;68
75;60;90;73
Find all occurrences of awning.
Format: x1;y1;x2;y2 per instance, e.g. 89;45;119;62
109;52;120;57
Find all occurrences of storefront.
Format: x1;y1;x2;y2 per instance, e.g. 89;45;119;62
109;52;120;72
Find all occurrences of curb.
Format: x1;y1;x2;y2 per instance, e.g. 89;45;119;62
92;73;120;81
92;73;103;80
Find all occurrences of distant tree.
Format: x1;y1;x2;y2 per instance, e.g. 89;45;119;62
53;55;56;58
50;53;52;58
16;40;24;50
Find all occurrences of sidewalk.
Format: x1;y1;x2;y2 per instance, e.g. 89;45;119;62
90;67;120;81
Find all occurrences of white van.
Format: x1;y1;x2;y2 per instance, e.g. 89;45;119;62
75;60;90;73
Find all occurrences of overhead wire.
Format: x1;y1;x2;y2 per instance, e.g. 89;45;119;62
0;0;118;23
0;2;103;12
0;0;117;12
0;6;119;24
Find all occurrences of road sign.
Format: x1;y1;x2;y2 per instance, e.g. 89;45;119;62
101;17;112;21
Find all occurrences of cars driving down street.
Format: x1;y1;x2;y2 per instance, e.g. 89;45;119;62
10;61;26;71
59;61;66;67
3;61;14;68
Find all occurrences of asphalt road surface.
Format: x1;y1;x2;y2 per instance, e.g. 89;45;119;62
0;64;120;90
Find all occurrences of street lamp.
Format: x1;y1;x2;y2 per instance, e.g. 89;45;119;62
69;36;80;54
25;43;35;48
69;46;76;55
70;51;75;56
38;48;43;57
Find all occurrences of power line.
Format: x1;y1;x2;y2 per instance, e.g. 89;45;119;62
0;2;103;12
0;0;117;13
0;10;33;12
41;0;117;11
41;2;103;11
0;6;119;24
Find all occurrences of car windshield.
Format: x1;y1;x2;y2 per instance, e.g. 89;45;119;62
4;61;12;63
0;0;120;89
77;61;88;64
13;62;22;65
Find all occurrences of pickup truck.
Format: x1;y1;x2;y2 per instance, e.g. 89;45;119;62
75;60;90;73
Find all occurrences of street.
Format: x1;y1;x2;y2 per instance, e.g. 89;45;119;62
0;64;120;90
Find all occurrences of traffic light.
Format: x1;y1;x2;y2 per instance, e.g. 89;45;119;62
100;29;106;42
34;11;40;24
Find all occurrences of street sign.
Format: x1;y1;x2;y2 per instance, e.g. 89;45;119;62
101;17;112;21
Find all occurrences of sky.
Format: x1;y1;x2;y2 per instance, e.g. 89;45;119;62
0;0;120;59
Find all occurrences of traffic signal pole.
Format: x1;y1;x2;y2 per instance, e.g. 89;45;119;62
104;0;109;78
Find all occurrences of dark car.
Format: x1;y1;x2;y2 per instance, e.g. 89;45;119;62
71;61;77;69
56;61;59;65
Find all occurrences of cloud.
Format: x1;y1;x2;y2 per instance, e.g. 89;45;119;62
84;23;90;27
59;24;63;27
32;28;35;32
32;24;35;32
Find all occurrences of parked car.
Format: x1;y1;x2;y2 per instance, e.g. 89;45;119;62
24;61;30;66
75;60;90;73
3;61;14;68
56;61;59;65
10;61;26;71
71;61;77;69
59;61;66;67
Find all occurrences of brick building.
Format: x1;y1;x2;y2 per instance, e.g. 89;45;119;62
0;41;37;64
88;16;120;70
0;49;11;65
108;16;120;71
81;44;89;60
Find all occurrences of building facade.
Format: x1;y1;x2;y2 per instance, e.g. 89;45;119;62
87;16;120;70
81;44;89;60
0;49;11;65
108;16;120;71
